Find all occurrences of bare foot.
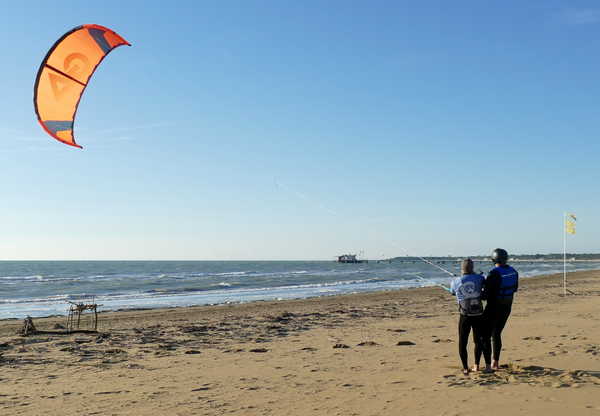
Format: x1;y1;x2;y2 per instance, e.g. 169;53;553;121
471;364;480;372
462;368;470;375
491;360;499;370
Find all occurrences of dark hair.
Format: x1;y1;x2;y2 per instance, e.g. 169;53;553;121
461;258;474;275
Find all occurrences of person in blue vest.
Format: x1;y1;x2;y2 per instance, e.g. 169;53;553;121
450;258;492;375
483;248;519;370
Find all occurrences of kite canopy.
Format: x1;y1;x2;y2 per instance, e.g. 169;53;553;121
34;24;130;148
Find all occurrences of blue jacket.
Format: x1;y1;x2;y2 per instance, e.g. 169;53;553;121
487;265;519;299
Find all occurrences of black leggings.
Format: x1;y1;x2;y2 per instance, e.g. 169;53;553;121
486;304;512;361
458;315;490;370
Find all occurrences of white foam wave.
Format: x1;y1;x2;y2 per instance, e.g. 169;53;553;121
0;275;44;281
214;271;249;277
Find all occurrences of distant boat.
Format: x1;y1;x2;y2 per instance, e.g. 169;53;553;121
337;254;368;264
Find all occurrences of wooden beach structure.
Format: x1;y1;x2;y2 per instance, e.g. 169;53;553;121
66;300;100;332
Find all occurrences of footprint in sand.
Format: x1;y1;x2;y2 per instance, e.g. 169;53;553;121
444;364;600;388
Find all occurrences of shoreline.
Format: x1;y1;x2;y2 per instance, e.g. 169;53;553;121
2;266;598;323
0;268;589;332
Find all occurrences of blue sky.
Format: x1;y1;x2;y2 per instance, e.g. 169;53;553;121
1;1;598;259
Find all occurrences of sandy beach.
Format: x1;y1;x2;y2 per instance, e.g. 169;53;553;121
1;270;600;415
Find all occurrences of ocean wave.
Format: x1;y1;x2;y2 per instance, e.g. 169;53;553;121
0;275;45;281
4;261;600;320
213;271;251;277
0;276;395;306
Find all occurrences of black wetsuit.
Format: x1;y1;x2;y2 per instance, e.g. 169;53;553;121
483;265;519;362
459;314;490;369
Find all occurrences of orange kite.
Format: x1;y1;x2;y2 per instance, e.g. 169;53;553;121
34;24;130;148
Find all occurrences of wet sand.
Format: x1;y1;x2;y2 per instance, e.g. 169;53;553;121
1;270;600;415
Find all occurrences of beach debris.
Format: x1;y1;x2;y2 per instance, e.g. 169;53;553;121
249;348;269;353
94;390;127;395
301;347;318;352
396;341;416;346
185;350;202;354
19;316;37;336
53;323;66;330
191;386;211;391
357;341;379;347
271;312;295;323
333;343;350;349
158;344;177;351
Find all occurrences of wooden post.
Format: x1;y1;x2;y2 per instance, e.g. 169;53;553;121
93;305;98;331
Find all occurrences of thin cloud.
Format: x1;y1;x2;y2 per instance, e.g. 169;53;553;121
0;142;61;153
12;136;42;143
0;128;42;143
275;178;339;217
83;121;175;135
74;122;175;145
2;122;173;149
561;8;600;25
0;130;59;151
79;135;135;145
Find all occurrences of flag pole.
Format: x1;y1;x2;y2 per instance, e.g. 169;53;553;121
563;212;567;296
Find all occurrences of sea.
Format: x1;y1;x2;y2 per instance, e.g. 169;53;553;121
1;260;598;319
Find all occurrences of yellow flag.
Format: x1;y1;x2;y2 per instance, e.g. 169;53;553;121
566;213;576;235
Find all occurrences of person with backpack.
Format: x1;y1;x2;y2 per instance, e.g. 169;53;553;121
484;248;519;370
450;258;492;375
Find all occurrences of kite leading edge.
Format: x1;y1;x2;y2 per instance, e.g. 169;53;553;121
33;24;130;148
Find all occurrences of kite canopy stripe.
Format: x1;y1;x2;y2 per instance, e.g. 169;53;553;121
34;24;130;148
